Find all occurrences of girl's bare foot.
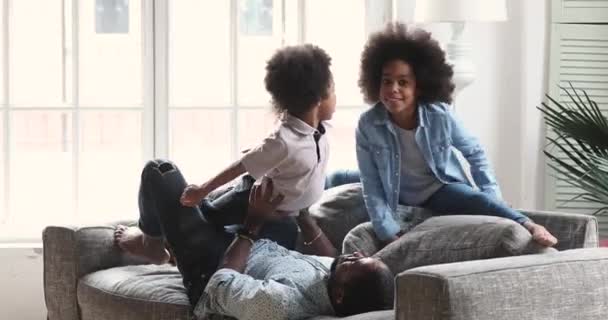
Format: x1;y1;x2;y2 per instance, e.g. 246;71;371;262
114;225;170;265
524;221;558;247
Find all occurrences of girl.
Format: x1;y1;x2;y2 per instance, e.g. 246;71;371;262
355;23;556;247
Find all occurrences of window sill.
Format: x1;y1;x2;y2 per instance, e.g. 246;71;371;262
0;243;42;249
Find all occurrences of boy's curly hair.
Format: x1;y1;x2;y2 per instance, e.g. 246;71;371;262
358;23;454;105
265;44;332;116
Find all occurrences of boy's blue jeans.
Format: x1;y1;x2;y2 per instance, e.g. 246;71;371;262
324;169;360;190
136;160;360;305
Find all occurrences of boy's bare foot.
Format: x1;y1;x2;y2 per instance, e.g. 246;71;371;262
114;225;170;265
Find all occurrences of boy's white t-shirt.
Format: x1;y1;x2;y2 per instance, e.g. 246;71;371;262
240;113;330;215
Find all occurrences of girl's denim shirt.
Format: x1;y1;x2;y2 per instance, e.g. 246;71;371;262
355;102;502;241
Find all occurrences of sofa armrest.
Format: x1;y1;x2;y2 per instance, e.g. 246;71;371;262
521;209;598;250
43;221;147;320
395;248;608;320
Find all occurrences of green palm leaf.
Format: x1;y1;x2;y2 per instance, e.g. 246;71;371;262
538;85;608;214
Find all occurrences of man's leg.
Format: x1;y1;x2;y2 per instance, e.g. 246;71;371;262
139;160;233;306
422;183;529;224
113;225;170;264
114;160;172;264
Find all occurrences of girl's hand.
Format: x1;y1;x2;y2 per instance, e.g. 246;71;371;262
180;185;207;207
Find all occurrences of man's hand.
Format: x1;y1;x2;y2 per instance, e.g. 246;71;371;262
180;184;208;207
220;178;283;272
245;179;284;231
524;221;558;247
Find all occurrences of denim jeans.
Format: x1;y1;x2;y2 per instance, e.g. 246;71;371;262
139;161;299;246
324;169;360;189
137;160;232;305
422;183;529;224
137;160;360;305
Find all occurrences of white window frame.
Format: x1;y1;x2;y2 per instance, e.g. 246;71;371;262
2;0;9;223
153;0;394;161
0;0;155;242
0;0;394;242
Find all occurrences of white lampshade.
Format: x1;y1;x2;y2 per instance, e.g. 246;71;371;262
414;0;508;22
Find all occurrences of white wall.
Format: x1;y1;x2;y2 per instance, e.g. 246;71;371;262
471;0;549;209
0;1;551;318
0;246;46;320
520;0;550;210
403;0;549;208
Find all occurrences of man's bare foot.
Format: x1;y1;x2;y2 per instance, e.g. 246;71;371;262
114;225;170;265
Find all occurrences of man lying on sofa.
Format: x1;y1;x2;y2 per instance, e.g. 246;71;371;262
114;160;394;320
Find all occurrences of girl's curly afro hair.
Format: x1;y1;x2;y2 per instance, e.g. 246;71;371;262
358;23;454;105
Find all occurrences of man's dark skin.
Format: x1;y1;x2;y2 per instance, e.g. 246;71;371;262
218;179;392;309
220;179;336;271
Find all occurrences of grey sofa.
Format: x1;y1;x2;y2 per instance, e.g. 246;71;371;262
43;184;608;320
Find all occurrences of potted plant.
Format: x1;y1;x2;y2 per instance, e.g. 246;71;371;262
538;84;608;216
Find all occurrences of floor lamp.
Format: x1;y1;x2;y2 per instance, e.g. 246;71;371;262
413;0;508;98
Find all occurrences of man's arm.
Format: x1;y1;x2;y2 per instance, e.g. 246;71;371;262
218;225;260;272
219;178;284;272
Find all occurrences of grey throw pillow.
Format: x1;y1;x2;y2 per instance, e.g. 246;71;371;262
370;215;557;274
342;222;383;257
305;183;370;252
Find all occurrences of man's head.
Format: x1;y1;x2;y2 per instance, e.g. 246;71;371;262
327;252;395;316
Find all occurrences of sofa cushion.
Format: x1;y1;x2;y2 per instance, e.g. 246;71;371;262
345;215;557;274
309;310;394;320
78;264;191;320
305;183;370;252
341;206;434;256
77;260;392;320
342;222;383;256
396;248;608;320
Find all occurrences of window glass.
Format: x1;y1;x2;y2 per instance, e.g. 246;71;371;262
305;0;366;107
78;110;142;224
169;0;231;107
237;0;283;106
169;109;232;182
9;0;64;107
7;111;73;240
79;0;143;107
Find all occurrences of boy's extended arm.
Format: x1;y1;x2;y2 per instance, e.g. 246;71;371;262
199;160;247;196
180;160;246;207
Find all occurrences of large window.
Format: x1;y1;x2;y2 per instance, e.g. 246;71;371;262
0;0;387;242
167;0;372;179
